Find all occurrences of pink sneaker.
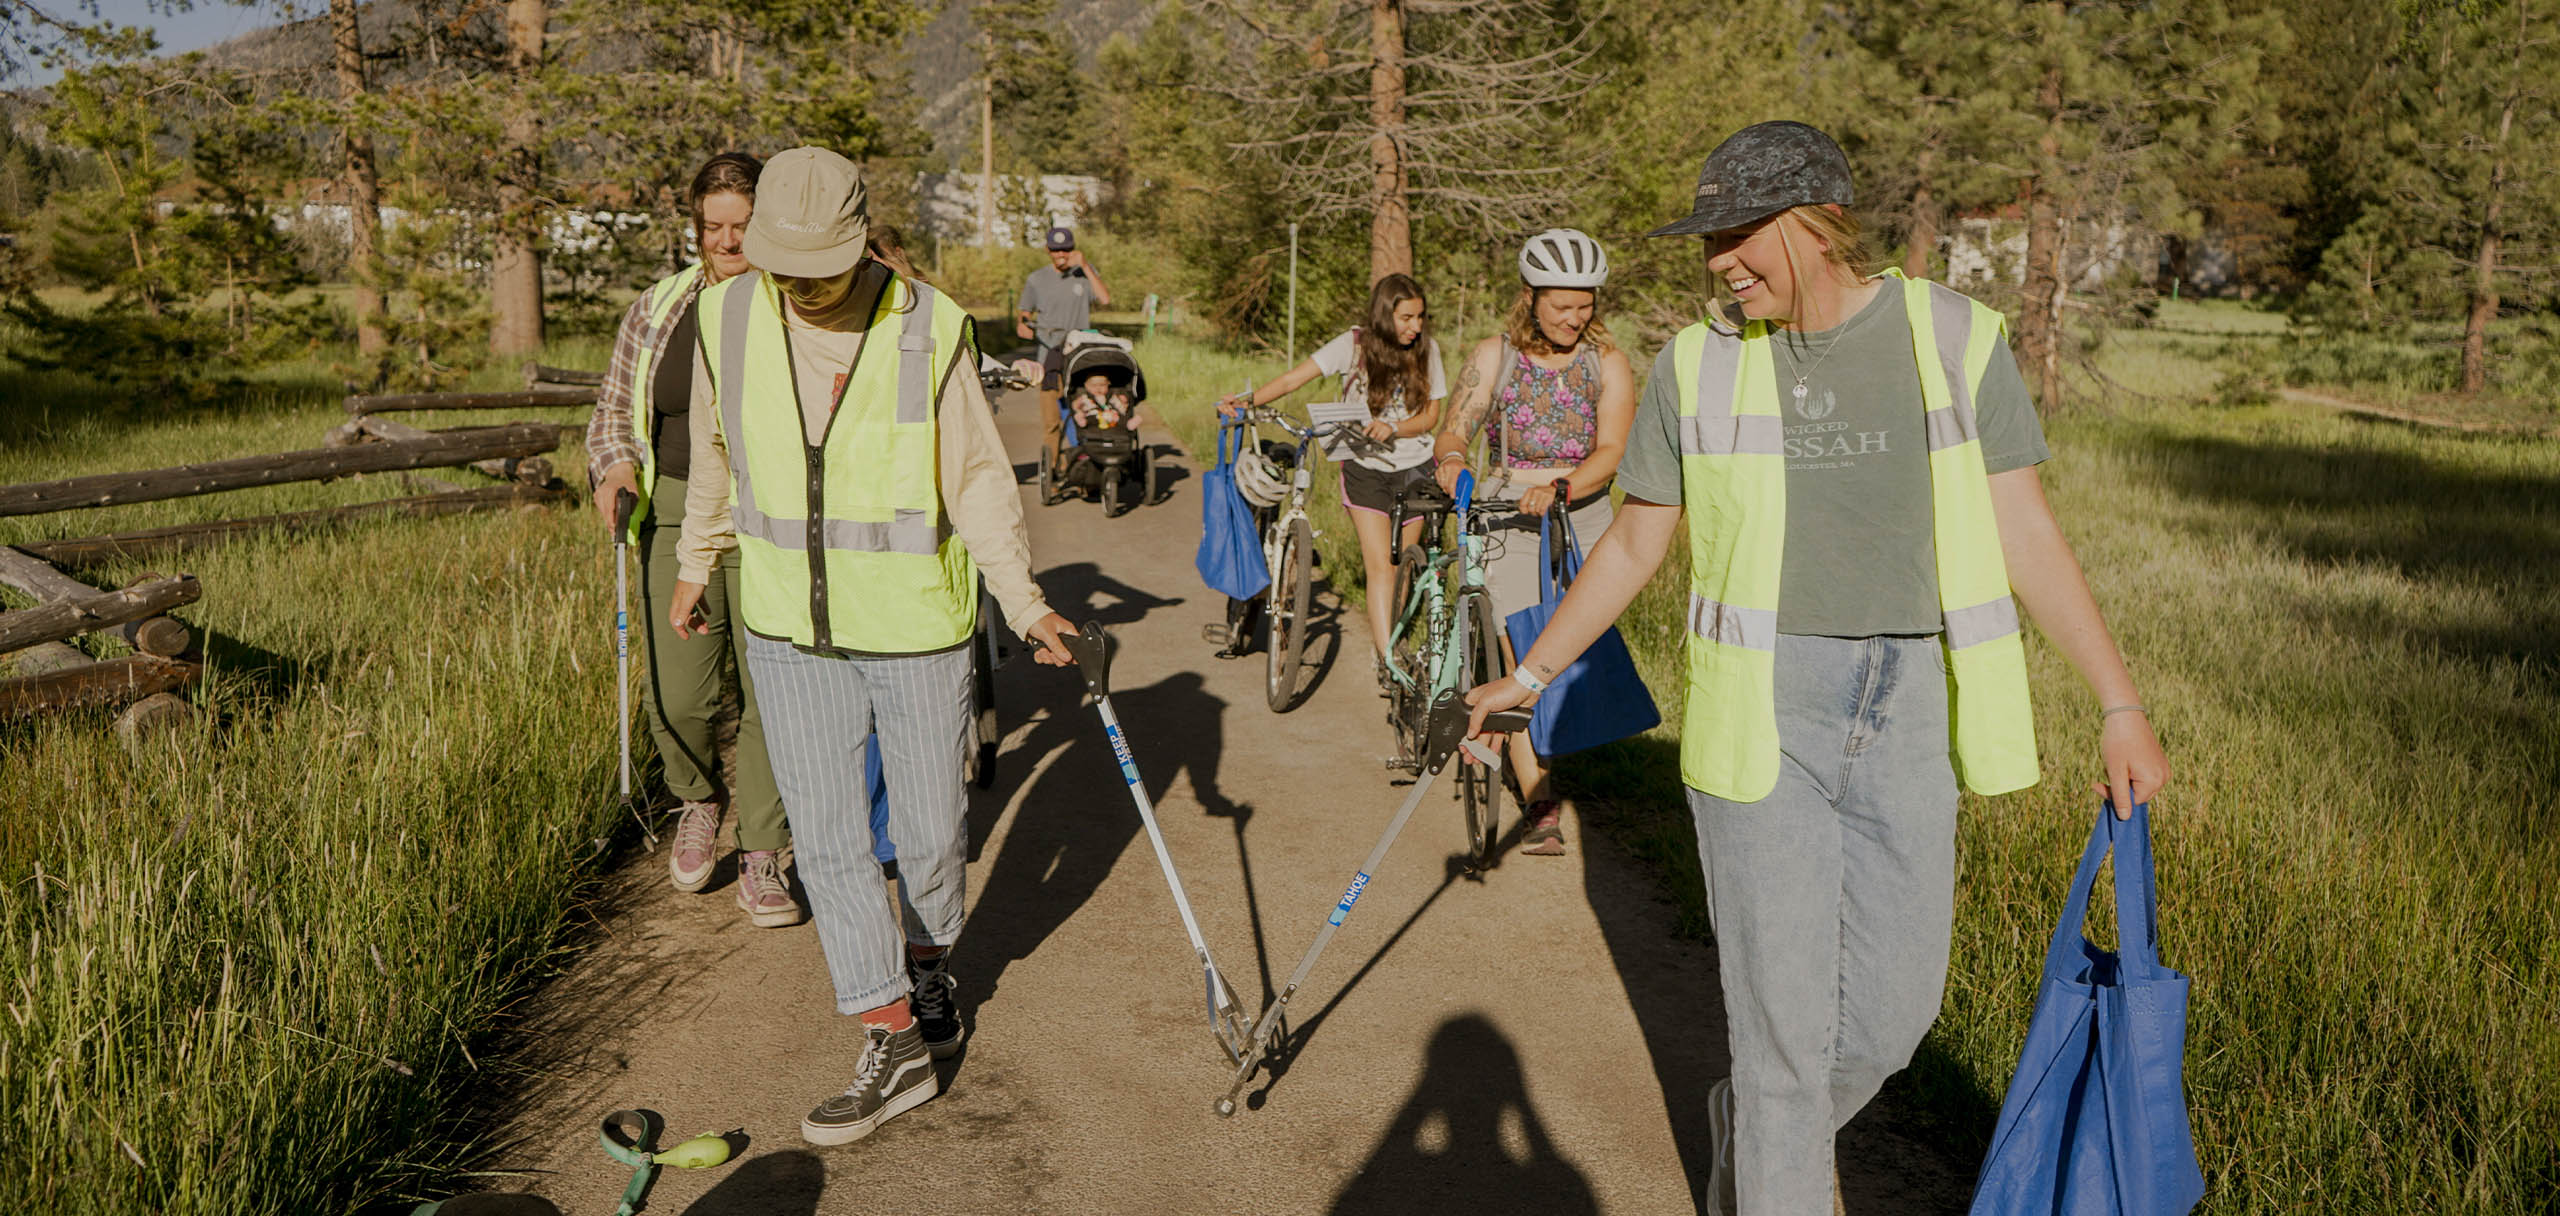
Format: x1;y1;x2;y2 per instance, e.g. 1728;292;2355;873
668;801;722;892
735;849;805;928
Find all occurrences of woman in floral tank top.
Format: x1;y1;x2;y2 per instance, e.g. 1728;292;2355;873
1431;229;1637;856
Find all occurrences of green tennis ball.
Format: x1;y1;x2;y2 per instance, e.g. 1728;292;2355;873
656;1134;732;1170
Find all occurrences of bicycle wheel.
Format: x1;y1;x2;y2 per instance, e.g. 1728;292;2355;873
1037;452;1060;506
1264;518;1314;712
1385;543;1431;773
1458;591;1505;869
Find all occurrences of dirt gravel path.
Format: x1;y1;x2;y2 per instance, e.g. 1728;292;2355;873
478;385;1972;1215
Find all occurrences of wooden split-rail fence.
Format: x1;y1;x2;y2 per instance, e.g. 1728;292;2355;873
0;363;599;740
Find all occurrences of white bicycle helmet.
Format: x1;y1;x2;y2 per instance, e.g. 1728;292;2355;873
1232;443;1288;508
1518;228;1609;289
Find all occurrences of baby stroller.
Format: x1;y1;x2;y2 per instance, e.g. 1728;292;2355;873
1040;336;1160;517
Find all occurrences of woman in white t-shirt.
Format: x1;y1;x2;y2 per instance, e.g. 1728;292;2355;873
1220;273;1447;686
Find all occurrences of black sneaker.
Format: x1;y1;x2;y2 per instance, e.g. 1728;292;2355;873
800;1022;939;1146
909;957;966;1059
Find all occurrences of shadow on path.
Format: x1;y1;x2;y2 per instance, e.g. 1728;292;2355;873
960;665;1235;1023
677;1149;825;1216
1327;1014;1598;1215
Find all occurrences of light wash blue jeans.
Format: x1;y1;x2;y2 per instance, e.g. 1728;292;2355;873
1689;633;1958;1216
744;635;973;1015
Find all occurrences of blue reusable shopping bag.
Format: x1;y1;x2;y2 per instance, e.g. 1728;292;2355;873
1196;419;1271;601
1968;800;2206;1216
1502;504;1659;757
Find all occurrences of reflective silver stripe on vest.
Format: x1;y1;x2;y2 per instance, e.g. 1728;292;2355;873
1687;592;1777;652
734;505;944;556
1924;285;1980;452
1942;595;2021;648
1681;329;1784;454
899;281;939;424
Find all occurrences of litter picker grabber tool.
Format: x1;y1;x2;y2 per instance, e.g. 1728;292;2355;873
611;489;654;846
1214;692;1531;1117
1057;619;1254;1065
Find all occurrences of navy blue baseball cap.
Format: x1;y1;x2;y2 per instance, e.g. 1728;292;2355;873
1647;121;1855;238
1044;226;1075;251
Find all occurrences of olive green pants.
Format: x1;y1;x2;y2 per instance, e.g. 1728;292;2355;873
637;473;788;852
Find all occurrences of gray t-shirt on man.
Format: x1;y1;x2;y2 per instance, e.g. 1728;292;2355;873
1614;285;2049;637
1018;265;1096;351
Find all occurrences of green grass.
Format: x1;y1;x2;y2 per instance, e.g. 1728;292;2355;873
0;326;625;1214
1145;320;2559;1213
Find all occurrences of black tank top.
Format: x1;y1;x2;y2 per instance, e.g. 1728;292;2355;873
648;296;700;481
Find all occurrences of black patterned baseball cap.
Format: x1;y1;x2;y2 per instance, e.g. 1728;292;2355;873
1645;121;1855;238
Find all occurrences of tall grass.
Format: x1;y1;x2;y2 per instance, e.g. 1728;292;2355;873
1;332;625;1213
1145;320;2559;1213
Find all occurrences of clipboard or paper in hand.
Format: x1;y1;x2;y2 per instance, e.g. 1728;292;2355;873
1305;400;1374;461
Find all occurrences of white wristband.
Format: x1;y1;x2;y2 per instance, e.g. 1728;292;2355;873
1512;667;1550;695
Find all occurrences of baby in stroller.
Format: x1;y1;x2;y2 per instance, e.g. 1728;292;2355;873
1039;337;1159;515
1067;369;1144;433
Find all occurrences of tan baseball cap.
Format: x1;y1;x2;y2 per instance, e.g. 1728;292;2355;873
744;147;869;279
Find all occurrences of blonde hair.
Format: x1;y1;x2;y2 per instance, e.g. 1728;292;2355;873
1502;287;1618;357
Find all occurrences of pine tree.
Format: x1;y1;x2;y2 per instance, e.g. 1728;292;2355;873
1190;0;1603;285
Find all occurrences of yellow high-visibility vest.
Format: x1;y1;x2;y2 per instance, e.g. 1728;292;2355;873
697;268;978;656
618;263;705;543
1673;271;2039;801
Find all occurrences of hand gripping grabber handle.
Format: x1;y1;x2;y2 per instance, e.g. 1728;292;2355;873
1056;620;1255;1065
1214;692;1531;1117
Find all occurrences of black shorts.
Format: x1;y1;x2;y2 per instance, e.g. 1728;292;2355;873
1337;461;1434;519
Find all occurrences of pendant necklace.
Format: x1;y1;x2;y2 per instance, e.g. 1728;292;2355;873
1780;282;1880;405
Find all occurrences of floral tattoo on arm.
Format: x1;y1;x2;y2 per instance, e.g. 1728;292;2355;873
1444;356;1493;444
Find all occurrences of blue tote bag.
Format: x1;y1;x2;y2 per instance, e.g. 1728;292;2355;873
1196;420;1270;601
1501;504;1659;757
1968;801;2206;1216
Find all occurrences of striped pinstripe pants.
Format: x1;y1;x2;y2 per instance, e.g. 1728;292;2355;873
743;634;972;1015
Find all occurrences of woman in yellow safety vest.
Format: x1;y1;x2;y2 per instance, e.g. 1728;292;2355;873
587;151;801;929
1466;122;2171;1215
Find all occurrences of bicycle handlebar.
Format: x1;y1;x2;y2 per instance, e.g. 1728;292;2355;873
1230;406;1391;456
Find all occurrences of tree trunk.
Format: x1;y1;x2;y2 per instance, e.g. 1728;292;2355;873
1367;0;1411;282
489;0;547;357
1904;135;1941;280
329;0;387;357
2018;61;2067;411
980;32;996;248
2463;31;2523;395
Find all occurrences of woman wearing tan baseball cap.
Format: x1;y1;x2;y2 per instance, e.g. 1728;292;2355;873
669;145;1080;1147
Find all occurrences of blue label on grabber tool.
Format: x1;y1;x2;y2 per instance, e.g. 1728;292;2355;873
1328;872;1372;926
1107;725;1141;787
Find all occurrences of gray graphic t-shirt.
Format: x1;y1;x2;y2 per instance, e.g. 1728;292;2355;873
1615;285;2049;637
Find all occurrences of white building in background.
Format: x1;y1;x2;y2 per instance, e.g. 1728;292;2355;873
915;172;1108;248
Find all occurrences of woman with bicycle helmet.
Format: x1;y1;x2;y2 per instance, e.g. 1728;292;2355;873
1431;228;1637;856
1464;122;2169;1215
1219;274;1447;685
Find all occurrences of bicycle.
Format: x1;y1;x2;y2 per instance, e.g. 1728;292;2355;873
1229;406;1383;714
1380;469;1526;871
